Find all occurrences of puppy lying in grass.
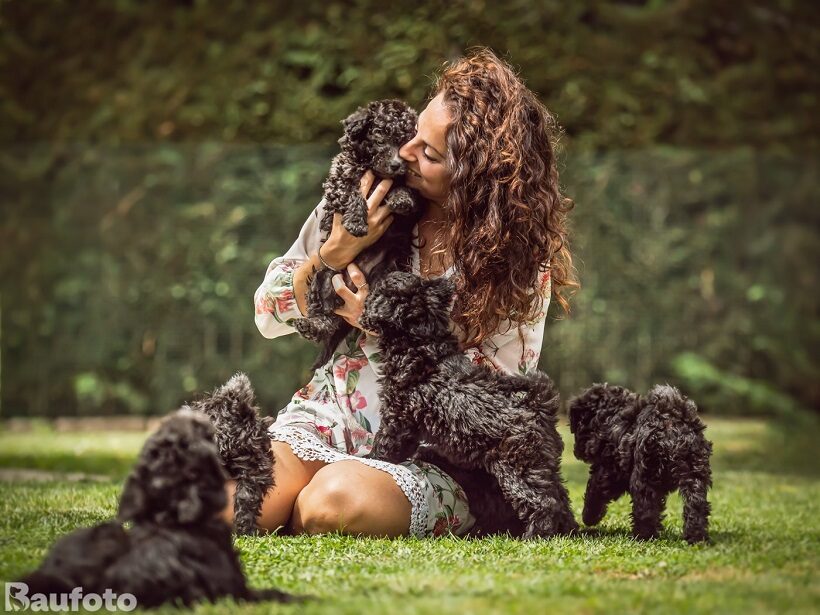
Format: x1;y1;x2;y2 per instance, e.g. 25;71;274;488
19;409;297;608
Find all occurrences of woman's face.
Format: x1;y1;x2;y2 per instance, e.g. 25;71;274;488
399;92;452;205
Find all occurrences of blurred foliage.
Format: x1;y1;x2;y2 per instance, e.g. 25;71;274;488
2;0;818;148
0;0;818;417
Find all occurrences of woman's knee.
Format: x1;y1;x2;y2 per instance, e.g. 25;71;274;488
291;462;411;537
292;469;366;534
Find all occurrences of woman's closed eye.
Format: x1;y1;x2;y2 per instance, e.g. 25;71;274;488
423;147;437;162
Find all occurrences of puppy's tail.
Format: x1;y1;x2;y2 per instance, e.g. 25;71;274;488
214;373;259;421
645;384;702;425
517;371;561;431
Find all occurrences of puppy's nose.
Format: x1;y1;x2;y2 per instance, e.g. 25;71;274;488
388;160;403;173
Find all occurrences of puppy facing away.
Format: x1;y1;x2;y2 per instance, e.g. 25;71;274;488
188;372;275;535
359;271;578;538
569;383;713;543
294;99;424;368
19;409;295;608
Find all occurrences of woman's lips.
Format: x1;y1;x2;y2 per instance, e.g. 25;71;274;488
408;168;421;177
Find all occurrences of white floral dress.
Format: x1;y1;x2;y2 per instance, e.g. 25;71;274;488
254;199;552;537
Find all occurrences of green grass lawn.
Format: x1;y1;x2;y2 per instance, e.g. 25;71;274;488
0;418;817;614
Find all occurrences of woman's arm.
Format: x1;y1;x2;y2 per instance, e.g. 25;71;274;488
254;172;395;339
253;204;323;339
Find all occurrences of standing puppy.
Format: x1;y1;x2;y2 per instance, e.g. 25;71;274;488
360;271;578;538
190;373;274;535
569;383;713;543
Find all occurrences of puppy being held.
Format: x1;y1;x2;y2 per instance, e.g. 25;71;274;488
360;271;578;538
19;409;296;608
569;383;713;544
294;99;424;368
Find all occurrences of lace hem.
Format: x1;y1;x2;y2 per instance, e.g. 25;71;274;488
268;425;429;537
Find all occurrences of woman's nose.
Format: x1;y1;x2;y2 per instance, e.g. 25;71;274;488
398;137;417;161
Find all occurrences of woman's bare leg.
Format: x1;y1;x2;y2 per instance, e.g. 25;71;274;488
220;441;326;532
289;460;412;537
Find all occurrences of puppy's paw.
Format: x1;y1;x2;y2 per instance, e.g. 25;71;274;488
384;188;418;215
631;526;661;541
581;503;607;527
683;528;710;545
343;219;369;237
293;318;323;343
372;434;413;464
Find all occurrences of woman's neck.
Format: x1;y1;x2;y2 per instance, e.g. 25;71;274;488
421;200;448;225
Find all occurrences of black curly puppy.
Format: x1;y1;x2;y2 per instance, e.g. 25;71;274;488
188;372;274;535
19;409;294;608
359;271;578;538
569;383;713;543
294;99;424;368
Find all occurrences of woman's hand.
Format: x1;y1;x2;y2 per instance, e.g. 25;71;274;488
332;262;376;335
321;171;395;268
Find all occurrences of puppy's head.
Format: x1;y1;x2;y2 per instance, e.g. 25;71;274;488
569;383;638;462
338;99;418;178
118;409;227;526
360;271;455;340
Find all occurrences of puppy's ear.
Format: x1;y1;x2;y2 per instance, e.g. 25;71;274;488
342;107;371;141
117;475;146;522
568;404;582;434
423;277;456;313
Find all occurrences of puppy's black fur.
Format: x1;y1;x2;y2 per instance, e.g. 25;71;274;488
360;271;578;538
294;99;424;368
569;383;713;543
19;410;294;608
187;373;274;535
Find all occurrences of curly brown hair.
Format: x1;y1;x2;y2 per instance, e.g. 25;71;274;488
432;47;577;347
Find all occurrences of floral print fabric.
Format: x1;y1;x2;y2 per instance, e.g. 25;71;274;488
253;199;551;536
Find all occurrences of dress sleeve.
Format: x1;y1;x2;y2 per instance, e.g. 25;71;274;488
253;200;325;339
463;266;552;375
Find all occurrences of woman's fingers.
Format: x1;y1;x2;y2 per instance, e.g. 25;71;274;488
332;264;370;328
375;212;395;232
347;263;368;294
332;274;357;303
360;170;375;198
367;178;393;214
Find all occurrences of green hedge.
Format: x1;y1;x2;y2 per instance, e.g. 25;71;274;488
1;0;817;418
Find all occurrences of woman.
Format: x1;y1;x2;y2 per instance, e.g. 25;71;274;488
238;48;576;538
